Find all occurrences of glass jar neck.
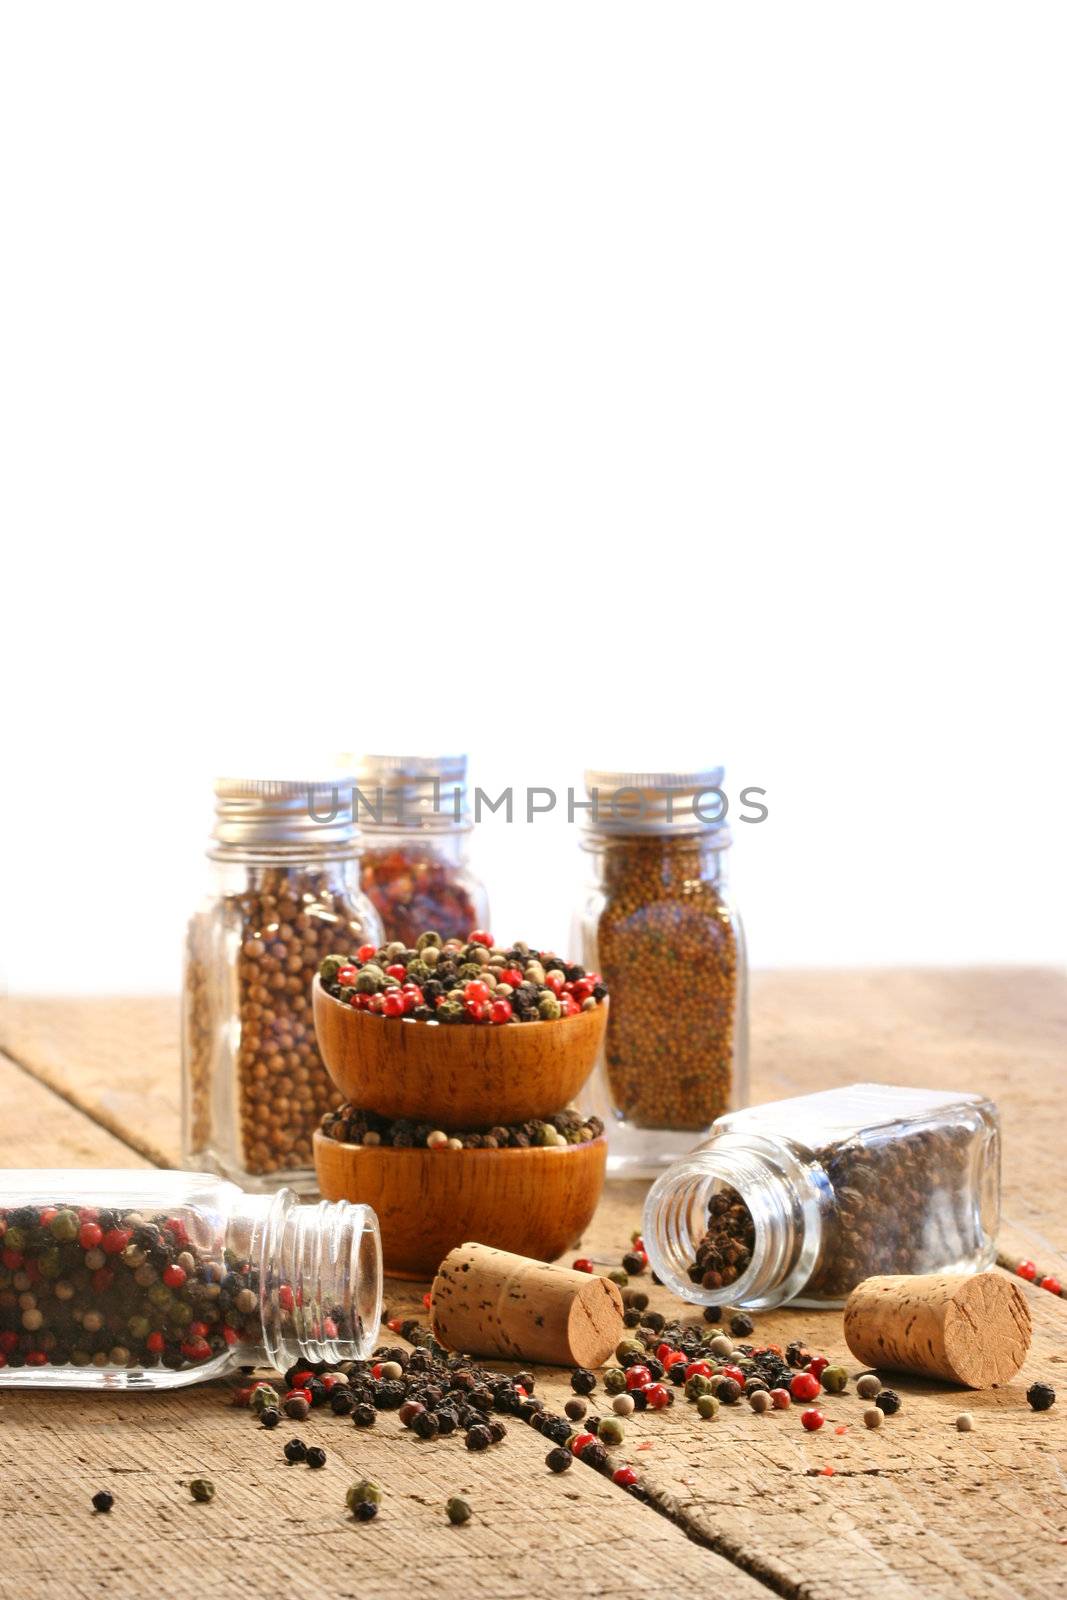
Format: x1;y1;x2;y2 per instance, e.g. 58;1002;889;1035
236;1192;382;1368
643;1134;826;1311
359;825;468;859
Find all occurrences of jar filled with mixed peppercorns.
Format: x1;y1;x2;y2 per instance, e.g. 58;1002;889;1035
350;753;489;948
0;1169;381;1387
182;777;382;1192
574;768;747;1176
643;1084;1001;1309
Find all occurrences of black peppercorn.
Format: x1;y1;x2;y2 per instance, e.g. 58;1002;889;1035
875;1389;901;1416
1027;1382;1056;1411
352;1403;377;1428
259;1406;281;1429
437;1409;458;1436
283;1438;307;1464
465;1425;492;1451
703;1305;722;1323
91;1491;114;1514
622;1252;646;1275
330;1388;355;1416
488;1420;507;1443
729;1313;755;1338
306;1447;327;1469
354;1500;379;1521
413;1411;440;1440
580;1441;609;1472
541;1415;572;1446
623;1309;642;1328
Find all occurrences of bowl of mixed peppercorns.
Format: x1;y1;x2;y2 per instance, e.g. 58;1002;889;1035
312;930;608;1127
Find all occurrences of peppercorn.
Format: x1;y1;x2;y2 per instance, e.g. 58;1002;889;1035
346;1479;382;1510
189;1479;215;1502
259;1407;281;1429
863;1407;884;1429
565;1397;587;1421
800;1409;824;1432
580;1441;610;1472
488;1421;507;1444
613;1394;635;1417
715;1377;741;1405
729;1313;754;1338
875;1389;901;1416
466;1425;492;1451
352;1403;377;1428
446;1497;472;1525
820;1365;848;1394
789;1372;821;1403
697;1394;719;1420
623;1309;642;1328
570;1367;597;1395
283;1438;307;1463
354;1501;379;1522
330;1388;355;1416
1027;1382;1056;1411
284;1396;309;1420
622;1252;646;1275
546;1446;572;1473
685;1374;714;1401
956;1413;974;1431
413;1411;439;1441
749;1389;773;1414
856;1374;881;1400
709;1334;734;1359
603;1367;628;1395
598;1416;625;1446
91;1491;114;1514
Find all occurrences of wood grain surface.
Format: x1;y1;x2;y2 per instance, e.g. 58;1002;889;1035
2;967;1066;1600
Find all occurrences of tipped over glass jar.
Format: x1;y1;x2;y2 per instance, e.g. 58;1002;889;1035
0;1170;381;1388
643;1084;1001;1310
573;768;748;1177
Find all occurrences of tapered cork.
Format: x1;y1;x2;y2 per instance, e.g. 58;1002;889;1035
844;1271;1032;1388
430;1242;625;1368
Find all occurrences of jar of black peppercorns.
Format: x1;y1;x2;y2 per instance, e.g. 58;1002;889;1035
348;753;490;947
573;768;747;1176
0;1169;381;1387
182;777;382;1192
643;1083;1001;1310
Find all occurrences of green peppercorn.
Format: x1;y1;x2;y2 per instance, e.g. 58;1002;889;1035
319;955;347;984
416;931;443;951
603;1367;628;1395
50;1209;80;1243
538;995;562;1021
607;1269;629;1288
250;1383;278;1414
821;1365;848;1394
189;1479;215;1503
446;1497;472;1525
615;1339;644;1361
697;1394;720;1420
598;1417;625;1446
346;1479;382;1511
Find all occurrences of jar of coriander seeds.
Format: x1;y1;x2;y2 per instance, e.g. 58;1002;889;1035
182;777;382;1193
349;753;489;947
573;768;747;1177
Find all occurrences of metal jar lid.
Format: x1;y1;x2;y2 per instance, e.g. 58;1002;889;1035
352;753;470;832
581;767;730;838
209;776;360;858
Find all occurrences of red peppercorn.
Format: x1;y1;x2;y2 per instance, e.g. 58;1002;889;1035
1;1248;23;1270
146;1331;165;1353
371;1363;383;1379
387;1316;404;1333
336;965;358;986
489;999;513;1025
357;943;377;962
422;1292;432;1309
790;1372;821;1402
221;1326;239;1345
572;1258;594;1273
721;1365;745;1386
286;1388;312;1405
685;1361;713;1381
806;1356;830;1380
78;1222;103;1250
559;995;580;1018
545;973;565;995
612;1466;639;1487
571;979;595;1003
90;1268;114;1294
464;979;490;1004
663;1352;687;1370
625;1365;653;1391
102;1228;131;1255
162;1263;187;1288
469;930;493;946
769;1388;791;1409
570;1431;596;1455
1040;1276;1063;1295
801;1408;825;1431
25;1351;47;1366
0;1331;19;1353
644;1384;671;1410
278;1285;295;1312
1016;1259;1037;1280
39;1207;57;1225
383;990;406;1017
499;968;524;988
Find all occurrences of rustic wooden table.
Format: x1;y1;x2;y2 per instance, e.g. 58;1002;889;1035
1;969;1065;1600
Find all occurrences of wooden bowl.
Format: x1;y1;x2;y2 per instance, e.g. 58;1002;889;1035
314;1130;608;1279
312;977;608;1127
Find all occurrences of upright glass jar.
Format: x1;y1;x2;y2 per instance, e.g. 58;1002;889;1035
182;777;382;1193
574;768;747;1177
643;1084;1001;1310
0;1169;381;1388
351;753;489;946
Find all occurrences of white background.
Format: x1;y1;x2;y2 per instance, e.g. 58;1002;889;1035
2;3;1065;994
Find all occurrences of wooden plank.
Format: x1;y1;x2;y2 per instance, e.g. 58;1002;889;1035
0;1051;769;1600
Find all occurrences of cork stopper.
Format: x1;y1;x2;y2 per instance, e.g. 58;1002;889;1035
430;1242;625;1368
844;1271;1032;1389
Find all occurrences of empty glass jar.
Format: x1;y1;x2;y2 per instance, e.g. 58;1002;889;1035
643;1083;1001;1310
0;1169;381;1388
573;768;747;1177
182;776;382;1192
352;753;489;946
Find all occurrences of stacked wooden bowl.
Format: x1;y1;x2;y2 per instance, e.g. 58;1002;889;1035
312;978;609;1277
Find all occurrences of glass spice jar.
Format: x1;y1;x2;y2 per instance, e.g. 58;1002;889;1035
0;1169;381;1388
643;1083;1001;1310
351;753;489;947
573;768;747;1177
182;777;382;1193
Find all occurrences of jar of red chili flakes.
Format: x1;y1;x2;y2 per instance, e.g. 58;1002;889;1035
574;768;748;1177
352;753;489;948
182;777;382;1193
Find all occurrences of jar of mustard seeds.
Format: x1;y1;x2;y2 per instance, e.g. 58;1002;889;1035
573;768;748;1177
182;777;382;1193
